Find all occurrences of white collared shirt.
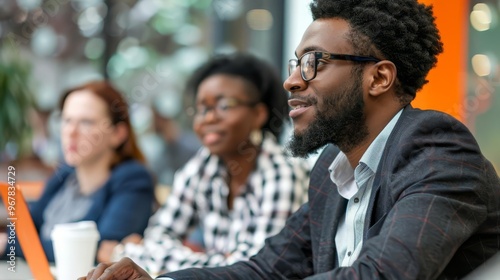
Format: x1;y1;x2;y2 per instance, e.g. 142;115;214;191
330;110;402;266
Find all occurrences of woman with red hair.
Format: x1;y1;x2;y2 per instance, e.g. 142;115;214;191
4;80;155;262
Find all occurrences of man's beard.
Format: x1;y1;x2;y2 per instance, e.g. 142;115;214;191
286;73;368;158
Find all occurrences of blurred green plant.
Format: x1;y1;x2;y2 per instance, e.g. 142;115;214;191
0;44;34;159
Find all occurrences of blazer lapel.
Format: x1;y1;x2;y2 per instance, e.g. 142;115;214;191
317;189;347;272
364;179;382;239
311;145;347;272
365;106;412;238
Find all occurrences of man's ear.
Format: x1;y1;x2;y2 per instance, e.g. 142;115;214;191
253;103;269;130
367;60;397;97
111;122;129;148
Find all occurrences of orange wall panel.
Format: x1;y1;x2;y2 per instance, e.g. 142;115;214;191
414;0;469;122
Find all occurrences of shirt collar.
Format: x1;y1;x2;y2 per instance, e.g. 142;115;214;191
329;109;403;193
329;152;354;189
360;109;403;173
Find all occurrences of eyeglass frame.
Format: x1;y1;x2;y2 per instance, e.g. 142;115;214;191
288;51;381;82
191;97;259;121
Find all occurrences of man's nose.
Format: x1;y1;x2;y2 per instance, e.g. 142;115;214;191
283;68;307;93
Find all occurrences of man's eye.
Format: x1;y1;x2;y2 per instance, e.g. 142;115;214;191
304;60;315;68
317;60;328;66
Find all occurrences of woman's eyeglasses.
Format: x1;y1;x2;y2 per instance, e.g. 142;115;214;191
192;97;258;121
288;51;381;82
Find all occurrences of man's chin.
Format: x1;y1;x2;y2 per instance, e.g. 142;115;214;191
285;134;325;159
290;125;307;137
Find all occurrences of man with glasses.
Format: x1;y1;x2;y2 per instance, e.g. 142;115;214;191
81;0;500;279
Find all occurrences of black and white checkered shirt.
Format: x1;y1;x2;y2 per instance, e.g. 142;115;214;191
124;133;310;274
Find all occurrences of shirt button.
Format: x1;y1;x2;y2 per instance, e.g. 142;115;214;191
354;197;359;203
347;251;352;257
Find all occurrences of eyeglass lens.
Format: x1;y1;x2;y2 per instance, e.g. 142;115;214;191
194;98;241;120
302;53;316;81
288;53;316;81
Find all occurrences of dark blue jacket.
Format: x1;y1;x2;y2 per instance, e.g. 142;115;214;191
11;159;155;262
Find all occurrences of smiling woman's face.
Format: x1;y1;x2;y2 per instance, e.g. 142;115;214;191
193;74;263;158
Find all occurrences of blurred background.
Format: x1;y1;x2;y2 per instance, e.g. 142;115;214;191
0;0;498;188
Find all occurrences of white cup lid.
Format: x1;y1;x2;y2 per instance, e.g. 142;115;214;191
51;221;100;240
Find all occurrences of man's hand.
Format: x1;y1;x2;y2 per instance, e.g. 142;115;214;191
78;257;154;280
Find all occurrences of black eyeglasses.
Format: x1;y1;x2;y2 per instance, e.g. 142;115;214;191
192;97;258;121
288;51;381;82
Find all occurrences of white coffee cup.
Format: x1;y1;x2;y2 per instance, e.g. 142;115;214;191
50;221;100;280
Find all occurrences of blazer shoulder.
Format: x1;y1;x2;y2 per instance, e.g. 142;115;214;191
390;107;474;145
399;107;469;132
108;160;154;192
44;164;74;193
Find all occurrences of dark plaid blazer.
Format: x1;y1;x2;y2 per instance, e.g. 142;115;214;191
162;106;500;279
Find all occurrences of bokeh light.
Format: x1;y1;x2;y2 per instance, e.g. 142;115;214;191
31;26;58;57
84;37;105;60
472;54;494;77
470;3;494;31
16;0;42;12
246;9;273;31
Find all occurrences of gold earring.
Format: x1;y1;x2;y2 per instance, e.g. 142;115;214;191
249;130;262;146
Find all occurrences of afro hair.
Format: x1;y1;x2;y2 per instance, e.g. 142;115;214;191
310;0;444;101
